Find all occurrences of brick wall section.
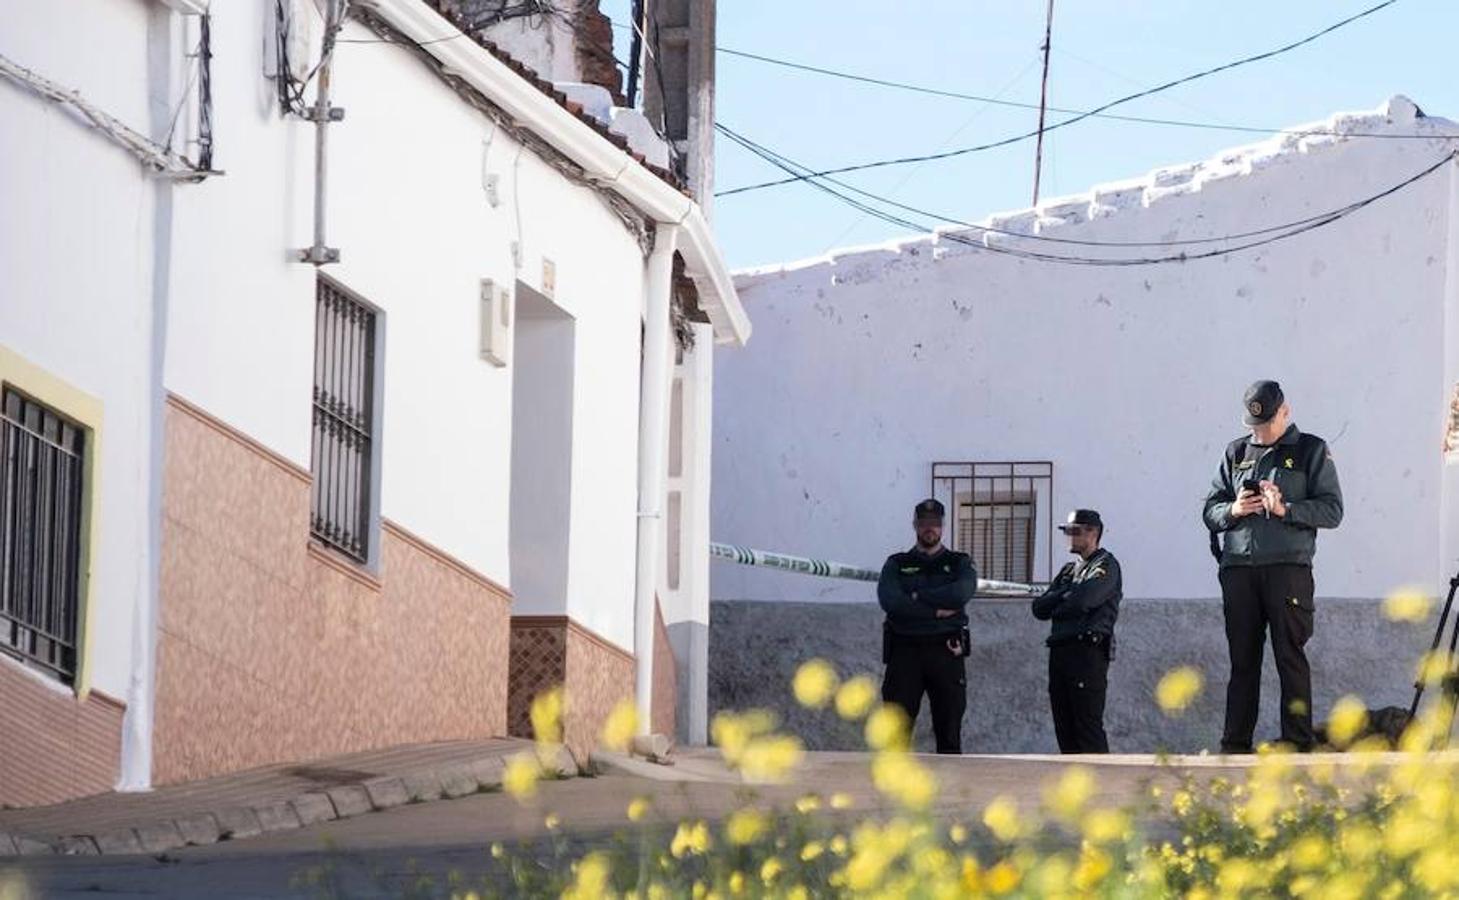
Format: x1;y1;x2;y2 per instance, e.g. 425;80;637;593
508;616;635;763
153;396;511;786
652;600;677;739
0;661;124;807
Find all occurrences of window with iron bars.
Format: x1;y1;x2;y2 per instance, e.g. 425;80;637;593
0;388;85;684
931;461;1054;587
311;280;377;563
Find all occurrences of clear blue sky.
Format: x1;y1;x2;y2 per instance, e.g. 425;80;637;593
601;1;1458;270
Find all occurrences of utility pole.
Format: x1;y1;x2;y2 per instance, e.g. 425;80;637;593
1031;0;1055;206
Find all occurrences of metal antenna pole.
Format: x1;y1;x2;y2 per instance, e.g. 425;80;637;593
1030;0;1055;206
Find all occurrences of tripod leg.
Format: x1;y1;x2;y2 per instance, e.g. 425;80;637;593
1411;576;1459;721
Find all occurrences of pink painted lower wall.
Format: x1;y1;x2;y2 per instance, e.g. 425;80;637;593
153;395;512;785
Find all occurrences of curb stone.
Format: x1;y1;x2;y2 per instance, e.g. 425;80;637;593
93;829;144;855
214;807;263;841
175;813;222;846
136;822;187;854
14;835;55;855
55;836;99;856
292;792;337;826
402;770;443;803
253;801;302;834
438;765;478;799
469;756;505;788
326;784;373;819
362;777;409;811
5;748;567;856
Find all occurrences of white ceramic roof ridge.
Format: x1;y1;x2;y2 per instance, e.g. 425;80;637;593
734;95;1459;284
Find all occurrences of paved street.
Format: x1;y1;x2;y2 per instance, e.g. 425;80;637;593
0;751;1279;899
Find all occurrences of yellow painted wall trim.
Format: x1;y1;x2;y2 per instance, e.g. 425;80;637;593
0;344;104;700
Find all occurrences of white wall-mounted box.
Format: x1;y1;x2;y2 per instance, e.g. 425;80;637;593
480;279;513;367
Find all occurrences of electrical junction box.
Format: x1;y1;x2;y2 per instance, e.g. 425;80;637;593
479;279;513;367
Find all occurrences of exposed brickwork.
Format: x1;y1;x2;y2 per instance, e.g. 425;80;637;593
652;600;677;739
0;661;124;807
574;3;625;104
152;396;512;786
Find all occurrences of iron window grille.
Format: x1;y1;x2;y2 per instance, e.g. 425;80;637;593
311;279;377;563
0;388;85;683
931;461;1054;587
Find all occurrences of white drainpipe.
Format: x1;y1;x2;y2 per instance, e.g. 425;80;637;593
634;223;679;735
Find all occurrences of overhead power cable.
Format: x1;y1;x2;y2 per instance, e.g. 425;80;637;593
717;123;1454;267
718;0;1405;197
722;123;1431;249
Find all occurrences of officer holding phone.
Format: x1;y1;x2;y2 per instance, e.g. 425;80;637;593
1203;380;1343;753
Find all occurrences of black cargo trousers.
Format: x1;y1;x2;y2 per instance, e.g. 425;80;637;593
1048;634;1111;754
882;631;966;754
1219;564;1316;751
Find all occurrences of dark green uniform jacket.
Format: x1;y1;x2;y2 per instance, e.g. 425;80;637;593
877;547;976;637
1202;424;1343;569
1032;548;1122;645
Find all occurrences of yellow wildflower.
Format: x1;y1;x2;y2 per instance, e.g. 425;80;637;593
1290;834;1328;871
1415;650;1451;686
834;675;878;720
949;823;968;845
792;658;839;708
728;871;745;895
1384;587;1432;622
984;860;1021;895
725;808;769;846
489;842;504;859
600;699;638;753
794;794;820;814
830;835;849;856
1155;666;1204;715
830;792;854;810
760;857;783;884
561;852;610;900
626;797;649;822
544;813;560;830
1073;847;1112;890
1044;766;1096;821
800;841;825;861
671;820;712;858
871;751;937;810
529;687;564;745
982;796;1022;842
1326;695;1368;748
738;735;804;783
1082;808;1130;844
960;855;981;892
502;753;539;800
864;704;911;751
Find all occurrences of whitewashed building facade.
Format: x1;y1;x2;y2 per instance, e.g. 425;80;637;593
715;97;1459;606
0;0;745;807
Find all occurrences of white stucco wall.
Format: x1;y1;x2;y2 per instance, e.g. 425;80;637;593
0;0;162;699
715;98;1459;603
157;10;649;634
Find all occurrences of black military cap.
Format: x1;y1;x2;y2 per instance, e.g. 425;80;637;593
1242;379;1285;426
1057;509;1103;532
913;498;945;521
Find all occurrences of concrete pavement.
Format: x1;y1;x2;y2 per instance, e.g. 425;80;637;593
0;749;1319;899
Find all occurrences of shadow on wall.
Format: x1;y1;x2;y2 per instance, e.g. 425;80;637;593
709;598;1433;754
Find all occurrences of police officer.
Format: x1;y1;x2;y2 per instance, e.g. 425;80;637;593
1032;509;1122;754
877;498;977;754
1203;380;1343;753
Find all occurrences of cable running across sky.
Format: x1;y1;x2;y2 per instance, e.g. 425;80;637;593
718;0;1404;197
717;123;1454;267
